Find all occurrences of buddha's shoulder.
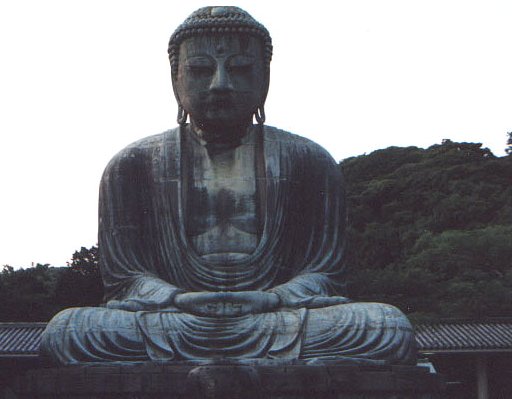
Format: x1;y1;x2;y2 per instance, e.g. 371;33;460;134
264;125;336;164
107;129;179;163
106;125;335;164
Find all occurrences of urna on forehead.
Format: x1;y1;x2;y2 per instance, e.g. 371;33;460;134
168;6;273;77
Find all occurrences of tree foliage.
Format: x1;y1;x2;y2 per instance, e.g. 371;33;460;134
0;246;103;321
342;141;512;322
54;246;103;308
0;264;61;321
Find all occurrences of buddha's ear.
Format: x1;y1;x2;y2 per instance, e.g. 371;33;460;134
169;47;183;108
171;69;189;125
261;70;270;106
172;71;190;127
257;68;270;113
254;71;270;125
171;72;181;107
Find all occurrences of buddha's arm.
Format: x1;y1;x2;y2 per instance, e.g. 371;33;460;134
268;273;350;309
99;141;185;310
105;275;184;311
264;137;350;309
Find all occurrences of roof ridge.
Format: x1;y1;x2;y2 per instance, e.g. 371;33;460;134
416;318;512;327
0;322;47;328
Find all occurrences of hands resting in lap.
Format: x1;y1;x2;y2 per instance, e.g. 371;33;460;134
106;284;351;316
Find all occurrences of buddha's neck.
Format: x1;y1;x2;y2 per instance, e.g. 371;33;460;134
189;120;252;149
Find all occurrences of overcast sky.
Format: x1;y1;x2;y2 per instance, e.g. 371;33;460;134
1;0;511;268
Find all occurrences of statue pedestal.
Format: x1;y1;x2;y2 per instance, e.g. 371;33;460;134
12;361;445;399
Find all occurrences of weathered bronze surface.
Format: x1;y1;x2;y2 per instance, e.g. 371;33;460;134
40;6;416;366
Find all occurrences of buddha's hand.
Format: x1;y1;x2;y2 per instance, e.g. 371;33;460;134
174;291;280;317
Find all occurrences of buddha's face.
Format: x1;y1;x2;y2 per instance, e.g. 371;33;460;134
175;34;267;132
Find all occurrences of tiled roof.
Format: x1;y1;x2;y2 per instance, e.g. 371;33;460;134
415;319;512;352
0;320;511;356
0;323;46;356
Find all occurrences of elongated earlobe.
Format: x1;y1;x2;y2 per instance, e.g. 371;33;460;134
177;104;188;126
255;106;265;125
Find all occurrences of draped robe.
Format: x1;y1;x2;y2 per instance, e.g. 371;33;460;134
40;126;416;365
100;125;346;297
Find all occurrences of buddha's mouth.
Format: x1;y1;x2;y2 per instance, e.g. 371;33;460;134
210;100;232;108
206;96;235;109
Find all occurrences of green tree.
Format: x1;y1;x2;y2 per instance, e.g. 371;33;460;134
69;246;100;276
342;141;512;322
399;226;512;319
0;264;61;321
0;246;104;321
55;245;103;308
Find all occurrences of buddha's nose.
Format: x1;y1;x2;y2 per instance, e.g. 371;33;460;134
210;66;233;92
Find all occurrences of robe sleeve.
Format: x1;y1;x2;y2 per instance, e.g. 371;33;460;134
98;139;184;306
265;133;348;307
268;273;345;307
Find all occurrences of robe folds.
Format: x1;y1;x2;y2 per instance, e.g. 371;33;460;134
40;126;416;365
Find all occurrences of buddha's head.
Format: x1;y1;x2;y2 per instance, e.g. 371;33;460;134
168;7;272;134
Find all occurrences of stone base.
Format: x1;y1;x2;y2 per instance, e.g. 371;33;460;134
11;362;445;399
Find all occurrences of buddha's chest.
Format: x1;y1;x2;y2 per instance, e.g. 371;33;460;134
184;136;260;257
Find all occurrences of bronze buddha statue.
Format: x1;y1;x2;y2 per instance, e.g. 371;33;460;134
41;6;416;366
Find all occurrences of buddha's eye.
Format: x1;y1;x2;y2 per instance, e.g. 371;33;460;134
227;55;254;73
185;57;214;74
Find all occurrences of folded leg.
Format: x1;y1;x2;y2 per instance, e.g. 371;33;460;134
302;302;416;365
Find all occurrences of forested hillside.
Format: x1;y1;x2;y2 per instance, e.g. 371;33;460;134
1;140;511;323
0;247;102;322
342;140;512;322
